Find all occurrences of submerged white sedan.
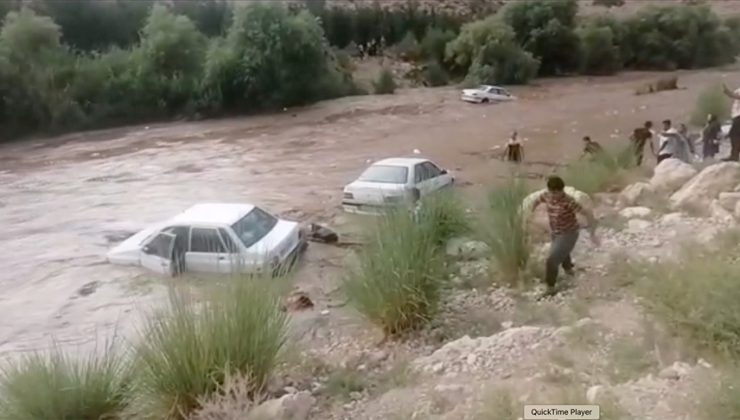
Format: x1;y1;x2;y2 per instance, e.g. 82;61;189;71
342;157;454;215
461;85;515;104
106;203;306;276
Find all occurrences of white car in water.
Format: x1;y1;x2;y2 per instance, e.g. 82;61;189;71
342;157;455;215
461;85;515;104
106;203;306;276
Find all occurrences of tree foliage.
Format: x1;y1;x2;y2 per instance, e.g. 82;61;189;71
577;23;621;75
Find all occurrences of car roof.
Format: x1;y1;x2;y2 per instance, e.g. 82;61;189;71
480;85;505;90
168;203;257;226
372;157;429;167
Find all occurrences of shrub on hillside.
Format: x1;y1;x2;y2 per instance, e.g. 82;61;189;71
446;16;540;85
560;145;636;195
502;0;581;76
423;61;449;86
420;26;456;64
0;346;129;420
394;31;420;61
481;178;531;287
691;84;731;126
344;209;446;338
622;5;736;70
373;68;397;94
577;23;621;75
130;278;288;419
416;190;470;245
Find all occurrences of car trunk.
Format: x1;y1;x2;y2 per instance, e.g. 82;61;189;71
346;181;407;205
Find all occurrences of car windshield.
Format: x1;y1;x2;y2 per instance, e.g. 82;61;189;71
478;85;491;91
230;207;278;249
358;165;408;184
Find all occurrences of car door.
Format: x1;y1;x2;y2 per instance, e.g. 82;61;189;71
422;161;451;191
140;232;176;276
413;162;435;196
185;227;239;274
490;88;505;102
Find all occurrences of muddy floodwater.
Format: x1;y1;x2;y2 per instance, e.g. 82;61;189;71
0;70;734;356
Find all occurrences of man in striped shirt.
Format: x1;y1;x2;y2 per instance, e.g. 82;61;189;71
530;176;599;299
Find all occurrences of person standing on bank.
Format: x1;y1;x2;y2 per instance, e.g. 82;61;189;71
722;83;740;161
580;136;603;159
657;119;681;164
529;176;599;299
702;113;722;161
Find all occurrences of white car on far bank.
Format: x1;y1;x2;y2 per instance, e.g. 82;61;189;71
106;203;306;276
342;157;455;215
461;85;515;104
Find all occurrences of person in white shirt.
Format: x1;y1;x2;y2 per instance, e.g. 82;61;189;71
722;84;740;161
657;119;684;164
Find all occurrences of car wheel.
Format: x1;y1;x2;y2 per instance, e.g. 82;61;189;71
481;98;489;104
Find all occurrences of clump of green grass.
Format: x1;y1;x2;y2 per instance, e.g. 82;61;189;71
0;345;129;420
373;68;397;94
561;145;637;195
606;337;657;383
481;177;531;287
690;84;730;127
630;245;740;358
344;209;446;338
130;277;288;419
417;189;471;246
323;367;369;401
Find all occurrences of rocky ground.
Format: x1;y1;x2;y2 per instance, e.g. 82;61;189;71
243;150;740;420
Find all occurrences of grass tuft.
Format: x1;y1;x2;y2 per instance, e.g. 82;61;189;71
629;244;740;358
130;277;288;419
373;68;397;95
481;177;531;287
690;84;730;127
344;208;446;338
0;345;129;420
417;189;471;246
560;145;637;195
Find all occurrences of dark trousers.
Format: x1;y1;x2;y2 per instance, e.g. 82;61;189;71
636;149;644;165
545;230;579;288
657;153;672;164
729;116;740;161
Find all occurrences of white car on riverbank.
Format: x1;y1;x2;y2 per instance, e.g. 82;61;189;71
106;203;306;276
342;157;454;215
461;85;515;104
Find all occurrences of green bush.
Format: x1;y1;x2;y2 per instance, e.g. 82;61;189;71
577;23;621;75
344;209;446;338
394;31;420;60
690;84;731;126
481;178;531;287
592;0;624;7
0;346;129;420
630;243;740;357
420;26;456;64
446;16;540;85
417;189;470;245
423;60;449;86
502;0;581;76
130;278;288;419
373;68;397;94
559;145;635;195
622;5;736;70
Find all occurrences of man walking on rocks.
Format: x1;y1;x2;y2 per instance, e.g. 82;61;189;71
722;83;740;161
530;176;599;299
630;121;655;166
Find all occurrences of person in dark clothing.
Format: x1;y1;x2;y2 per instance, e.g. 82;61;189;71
504;131;524;163
529;176;599;299
722;83;740;161
630;121;655;165
581;136;603;159
702;113;722;160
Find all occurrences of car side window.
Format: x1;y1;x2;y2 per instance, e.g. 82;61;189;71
143;233;174;259
189;228;226;253
218;228;240;253
414;163;425;183
423;162;442;178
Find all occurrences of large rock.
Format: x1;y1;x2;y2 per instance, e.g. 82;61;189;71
249;392;315;420
670;162;740;212
718;192;740;212
650;158;697;193
619;206;652;219
619;182;654;206
710;199;735;224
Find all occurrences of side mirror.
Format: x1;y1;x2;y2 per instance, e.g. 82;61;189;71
440;169;448;175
